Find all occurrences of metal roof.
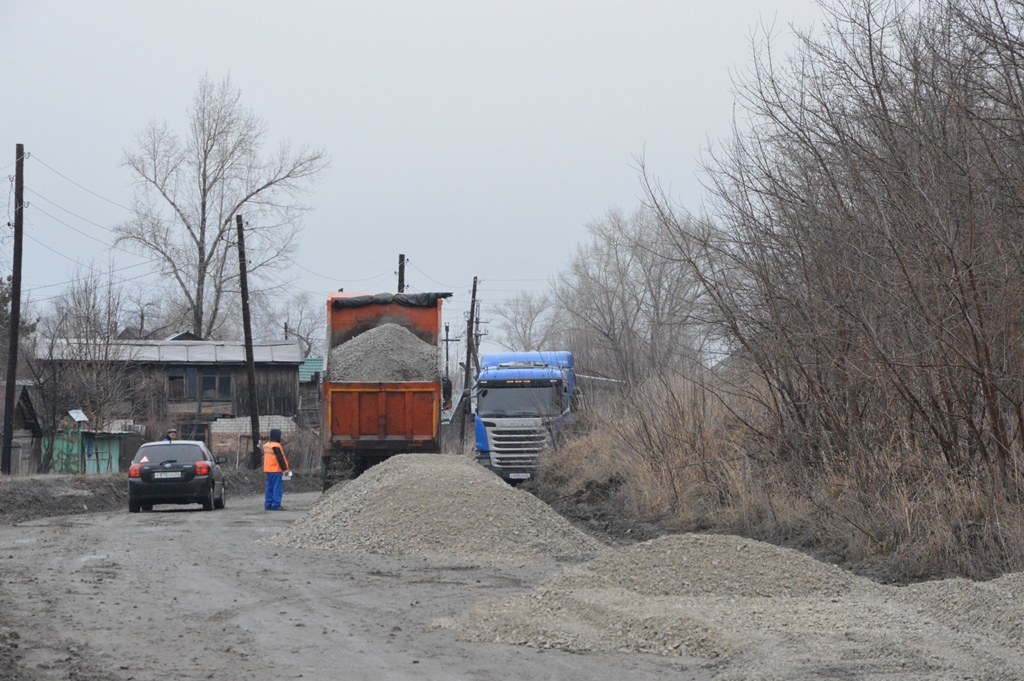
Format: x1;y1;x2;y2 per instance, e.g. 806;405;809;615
37;339;305;365
298;357;324;382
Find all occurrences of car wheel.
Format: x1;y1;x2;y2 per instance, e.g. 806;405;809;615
129;498;141;513
214;483;226;510
141;503;153;512
201;482;214;511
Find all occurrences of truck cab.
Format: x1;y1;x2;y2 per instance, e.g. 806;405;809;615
471;351;576;483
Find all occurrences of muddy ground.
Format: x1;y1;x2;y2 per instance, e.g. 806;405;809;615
0;471;324;524
3;467;1023;680
0;477;707;681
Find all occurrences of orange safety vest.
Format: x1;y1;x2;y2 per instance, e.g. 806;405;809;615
263;441;290;473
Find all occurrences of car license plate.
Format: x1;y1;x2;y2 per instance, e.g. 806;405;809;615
509;472;531;480
153;471;182;479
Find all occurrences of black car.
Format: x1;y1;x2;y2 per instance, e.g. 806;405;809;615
128;440;227;512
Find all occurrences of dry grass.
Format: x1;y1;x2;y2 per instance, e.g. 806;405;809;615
536;378;1024;582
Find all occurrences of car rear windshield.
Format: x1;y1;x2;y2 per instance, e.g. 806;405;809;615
134;444;207;464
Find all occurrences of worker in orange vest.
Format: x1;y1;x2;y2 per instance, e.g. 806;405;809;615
263;428;290;511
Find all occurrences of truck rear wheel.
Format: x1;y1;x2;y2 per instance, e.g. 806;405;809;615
322;450;358;491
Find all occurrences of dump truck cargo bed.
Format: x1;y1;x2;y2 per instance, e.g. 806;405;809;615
320;292;452;490
325;381;441;447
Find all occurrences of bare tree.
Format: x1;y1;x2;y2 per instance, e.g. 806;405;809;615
490;292;558;351
256;291;326;358
28;268;146;472
116;75;329;339
551;206;704;383
640;0;1024;504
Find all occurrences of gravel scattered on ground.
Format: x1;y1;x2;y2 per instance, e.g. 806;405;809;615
327;323;439;382
267;453;606;560
0;470;321;523
436;532;1024;679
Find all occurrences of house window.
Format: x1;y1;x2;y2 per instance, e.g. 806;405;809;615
167;367;231;401
168;367;186;399
201;368;232;400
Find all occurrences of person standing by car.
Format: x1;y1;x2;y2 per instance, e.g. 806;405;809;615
162;428;178;441
263;428;290;511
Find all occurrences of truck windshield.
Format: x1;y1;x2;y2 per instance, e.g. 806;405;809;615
476;384;564;418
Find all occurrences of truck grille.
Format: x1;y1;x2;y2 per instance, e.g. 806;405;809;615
491;427;547;467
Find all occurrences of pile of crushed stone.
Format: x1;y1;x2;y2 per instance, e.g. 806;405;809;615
327;323;439;382
438;533;1024;679
267;454;605;560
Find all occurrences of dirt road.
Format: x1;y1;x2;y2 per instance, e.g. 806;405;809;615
0;490;710;681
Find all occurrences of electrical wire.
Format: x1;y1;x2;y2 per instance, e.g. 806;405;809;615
26;188;125;242
31;154;135;213
253;269;326;298
24;233;79;264
21;257;160;294
406;261;468;290
28;202;116;247
279;257;394;284
27;267;165;304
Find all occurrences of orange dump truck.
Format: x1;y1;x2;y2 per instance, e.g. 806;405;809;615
321;291;452;489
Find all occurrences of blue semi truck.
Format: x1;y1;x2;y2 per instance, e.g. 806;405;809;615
469;351;578;482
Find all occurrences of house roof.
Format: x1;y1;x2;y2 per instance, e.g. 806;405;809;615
0;383;41;434
299;357;323;382
0;383;26;419
37;339;305;365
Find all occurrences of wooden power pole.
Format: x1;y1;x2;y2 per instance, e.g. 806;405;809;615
459;276;478;449
2;145;24;476
237;215;261;469
397;253;406;293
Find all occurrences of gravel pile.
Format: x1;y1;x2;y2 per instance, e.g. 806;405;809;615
898;574;1024;649
439;533;1024;680
267;453;605;560
327;323;439;382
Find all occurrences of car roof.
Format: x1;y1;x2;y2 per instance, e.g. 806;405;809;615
140;440;208;447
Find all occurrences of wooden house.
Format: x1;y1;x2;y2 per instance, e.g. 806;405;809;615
37;337;305;446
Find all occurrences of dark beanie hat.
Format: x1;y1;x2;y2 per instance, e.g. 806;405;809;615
269;428;282;442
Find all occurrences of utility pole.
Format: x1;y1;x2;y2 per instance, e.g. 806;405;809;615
459;277;478;449
2;145;24;476
237;215;261;470
442;322;462;379
397;253;406;293
472;300;485;375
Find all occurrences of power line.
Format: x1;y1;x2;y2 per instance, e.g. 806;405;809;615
25;188;125;242
28;201;115;247
406;261;468;290
30;154;135;213
28;267;166;304
23;232;86;264
21;258;159;294
280;257;394;284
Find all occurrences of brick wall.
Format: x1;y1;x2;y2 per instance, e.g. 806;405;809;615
208;415;297;462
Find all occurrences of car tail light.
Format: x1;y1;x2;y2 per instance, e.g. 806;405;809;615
194;461;210;475
129;463;142;478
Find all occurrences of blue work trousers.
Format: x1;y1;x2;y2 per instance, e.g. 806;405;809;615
265;472;283;510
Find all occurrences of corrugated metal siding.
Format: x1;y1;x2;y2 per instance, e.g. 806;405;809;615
38;339;305;365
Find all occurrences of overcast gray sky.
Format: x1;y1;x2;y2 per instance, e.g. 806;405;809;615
1;1;821;348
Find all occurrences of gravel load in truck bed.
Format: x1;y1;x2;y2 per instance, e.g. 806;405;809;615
439;533;1024;679
327;323;440;382
267;453;606;560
